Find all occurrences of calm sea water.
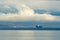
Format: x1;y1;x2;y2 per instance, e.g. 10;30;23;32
0;30;60;40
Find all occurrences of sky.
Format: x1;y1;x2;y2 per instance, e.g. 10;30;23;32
0;0;60;22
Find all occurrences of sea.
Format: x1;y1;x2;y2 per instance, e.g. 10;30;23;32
0;30;60;40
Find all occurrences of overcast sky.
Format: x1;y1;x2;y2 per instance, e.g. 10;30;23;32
0;0;60;10
0;0;60;22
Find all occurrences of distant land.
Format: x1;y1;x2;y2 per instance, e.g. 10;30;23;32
0;22;60;30
0;28;60;30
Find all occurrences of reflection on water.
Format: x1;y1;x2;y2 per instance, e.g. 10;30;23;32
0;30;60;40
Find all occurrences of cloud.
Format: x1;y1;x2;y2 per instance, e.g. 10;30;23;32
0;0;60;10
0;0;60;22
0;5;18;14
0;4;60;22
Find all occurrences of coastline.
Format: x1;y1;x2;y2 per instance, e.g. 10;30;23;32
0;28;60;30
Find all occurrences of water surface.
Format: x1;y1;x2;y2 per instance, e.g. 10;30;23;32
0;30;60;40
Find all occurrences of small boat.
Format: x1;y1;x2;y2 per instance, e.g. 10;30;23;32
36;25;42;28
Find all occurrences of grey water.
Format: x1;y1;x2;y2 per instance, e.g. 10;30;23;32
0;30;60;40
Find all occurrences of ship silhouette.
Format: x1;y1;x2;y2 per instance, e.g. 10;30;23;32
36;25;42;28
